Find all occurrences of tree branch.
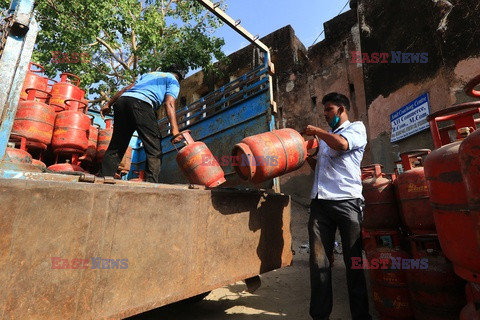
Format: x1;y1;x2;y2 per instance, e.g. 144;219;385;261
131;29;138;70
96;36;129;69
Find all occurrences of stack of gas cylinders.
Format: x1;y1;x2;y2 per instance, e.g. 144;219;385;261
424;75;480;319
361;163;415;319
362;76;480;319
6;61;133;178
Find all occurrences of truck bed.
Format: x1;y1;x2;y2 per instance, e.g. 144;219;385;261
0;177;292;319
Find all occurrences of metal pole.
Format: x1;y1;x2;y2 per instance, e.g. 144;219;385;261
0;0;37;162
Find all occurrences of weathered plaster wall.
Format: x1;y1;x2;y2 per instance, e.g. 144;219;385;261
359;0;480;171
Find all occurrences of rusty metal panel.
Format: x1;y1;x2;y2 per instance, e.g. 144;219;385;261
0;178;292;319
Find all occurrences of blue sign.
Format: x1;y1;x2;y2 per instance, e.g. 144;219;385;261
390;93;430;142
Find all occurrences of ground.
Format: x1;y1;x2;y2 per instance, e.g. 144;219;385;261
128;200;380;320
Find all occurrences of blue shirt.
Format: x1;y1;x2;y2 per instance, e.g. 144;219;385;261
122;72;180;111
311;120;367;200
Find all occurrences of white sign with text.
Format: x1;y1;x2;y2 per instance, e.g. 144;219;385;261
390;93;430;142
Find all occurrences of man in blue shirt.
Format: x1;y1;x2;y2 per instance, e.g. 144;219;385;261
99;65;185;183
304;92;371;320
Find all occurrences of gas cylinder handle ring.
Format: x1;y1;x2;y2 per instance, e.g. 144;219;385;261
86;114;96;124
399;149;431;170
408;234;442;256
465;74;480;98
25;88;51;100
170;130;194;150
28;61;45;73
426;101;480;122
360;164;383;179
408;233;438;242
171;129;191;141
305;138;319;157
60;72;81;86
361;164;384;170
399;149;431;158
65;98;87;112
50;102;65;112
300;130;319;157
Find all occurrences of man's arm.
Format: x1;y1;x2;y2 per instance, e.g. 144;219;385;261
164;94;181;142
100;83;135;118
305;125;348;151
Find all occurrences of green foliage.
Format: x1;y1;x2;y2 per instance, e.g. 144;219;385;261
1;0;227;107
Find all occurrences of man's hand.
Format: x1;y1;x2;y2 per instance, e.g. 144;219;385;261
305;125;319;136
100;103;111;119
171;130;183;144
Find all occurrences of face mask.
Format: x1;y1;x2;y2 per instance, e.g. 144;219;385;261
328;115;340;129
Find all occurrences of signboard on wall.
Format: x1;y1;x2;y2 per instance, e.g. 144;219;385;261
390;93;430;142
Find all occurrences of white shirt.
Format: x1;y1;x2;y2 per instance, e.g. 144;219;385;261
311;120;367;200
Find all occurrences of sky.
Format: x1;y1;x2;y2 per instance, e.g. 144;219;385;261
211;0;351;55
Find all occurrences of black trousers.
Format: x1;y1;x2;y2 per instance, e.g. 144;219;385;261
99;96;162;183
309;198;372;320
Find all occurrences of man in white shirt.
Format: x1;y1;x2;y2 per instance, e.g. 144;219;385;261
304;92;371;320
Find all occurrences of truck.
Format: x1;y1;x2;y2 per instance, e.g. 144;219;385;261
0;0;292;319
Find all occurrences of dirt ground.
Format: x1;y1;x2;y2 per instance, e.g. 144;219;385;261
128;200;380;320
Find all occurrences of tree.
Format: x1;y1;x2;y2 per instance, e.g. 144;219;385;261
0;0;226;107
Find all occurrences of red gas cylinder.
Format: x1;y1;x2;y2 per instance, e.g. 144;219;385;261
48;160;87;173
406;234;466;319
51;100;90;155
4;145;33;164
83;120;99;163
231;128;318;183
424;102;480;283
10;89;55;150
49;73;85;112
365;231;414;319
96;118;113;163
20;62;48;102
129;170;145;182
173;130;226;188
119;146;132;175
396;149;435;234
459;127;480;253
31;159;46;170
361;164;401;231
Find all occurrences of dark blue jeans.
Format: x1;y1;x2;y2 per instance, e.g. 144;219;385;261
99;96;162;183
309;198;372;320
